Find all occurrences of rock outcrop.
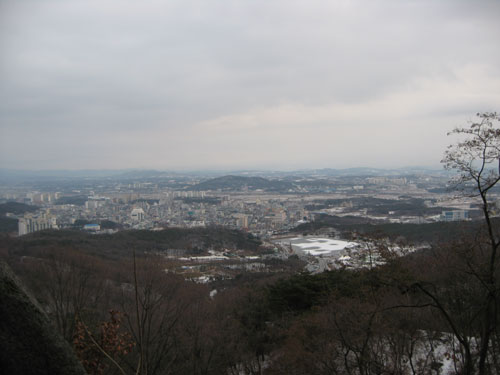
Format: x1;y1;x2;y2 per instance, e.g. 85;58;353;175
0;261;87;374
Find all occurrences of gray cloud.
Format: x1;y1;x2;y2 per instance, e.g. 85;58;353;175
1;0;499;170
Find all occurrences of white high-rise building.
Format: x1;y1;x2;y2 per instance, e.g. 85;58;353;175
131;208;145;222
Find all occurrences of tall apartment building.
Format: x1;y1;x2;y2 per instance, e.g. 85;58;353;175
18;214;57;236
234;214;249;229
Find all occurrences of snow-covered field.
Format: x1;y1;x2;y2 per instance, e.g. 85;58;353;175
285;237;358;256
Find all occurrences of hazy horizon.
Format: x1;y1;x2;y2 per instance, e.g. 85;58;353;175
0;165;444;173
1;0;499;171
0;165;453;183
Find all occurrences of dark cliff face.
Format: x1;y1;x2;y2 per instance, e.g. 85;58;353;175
0;261;87;375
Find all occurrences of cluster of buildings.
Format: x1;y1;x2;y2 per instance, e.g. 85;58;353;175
10;190;308;236
2;173;499;238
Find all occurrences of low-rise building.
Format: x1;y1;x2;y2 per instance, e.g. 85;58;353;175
440;210;469;221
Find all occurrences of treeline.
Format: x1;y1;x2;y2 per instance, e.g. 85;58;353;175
190;175;294;192
55;195;88;206
0;226;262;260
305;196;460;216
295;213;500;244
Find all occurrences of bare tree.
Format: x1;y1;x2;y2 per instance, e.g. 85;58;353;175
119;255;190;375
28;248;105;342
437;112;500;374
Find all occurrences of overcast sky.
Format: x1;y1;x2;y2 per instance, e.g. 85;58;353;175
1;0;499;171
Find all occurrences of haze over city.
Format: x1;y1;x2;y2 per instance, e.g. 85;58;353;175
1;0;499;171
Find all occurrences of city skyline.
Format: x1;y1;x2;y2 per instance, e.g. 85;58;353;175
1;0;499;171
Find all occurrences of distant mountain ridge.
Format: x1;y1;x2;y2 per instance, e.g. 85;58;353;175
311;167;449;177
0;166;448;183
189;175;294;192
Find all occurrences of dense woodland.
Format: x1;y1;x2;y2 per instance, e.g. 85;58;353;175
0;219;498;374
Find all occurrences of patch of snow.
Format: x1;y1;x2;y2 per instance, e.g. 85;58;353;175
290;237;358;256
179;255;228;261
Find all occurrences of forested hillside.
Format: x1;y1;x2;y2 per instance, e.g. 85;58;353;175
294;213;500;243
1;226;261;260
1;219;498;374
